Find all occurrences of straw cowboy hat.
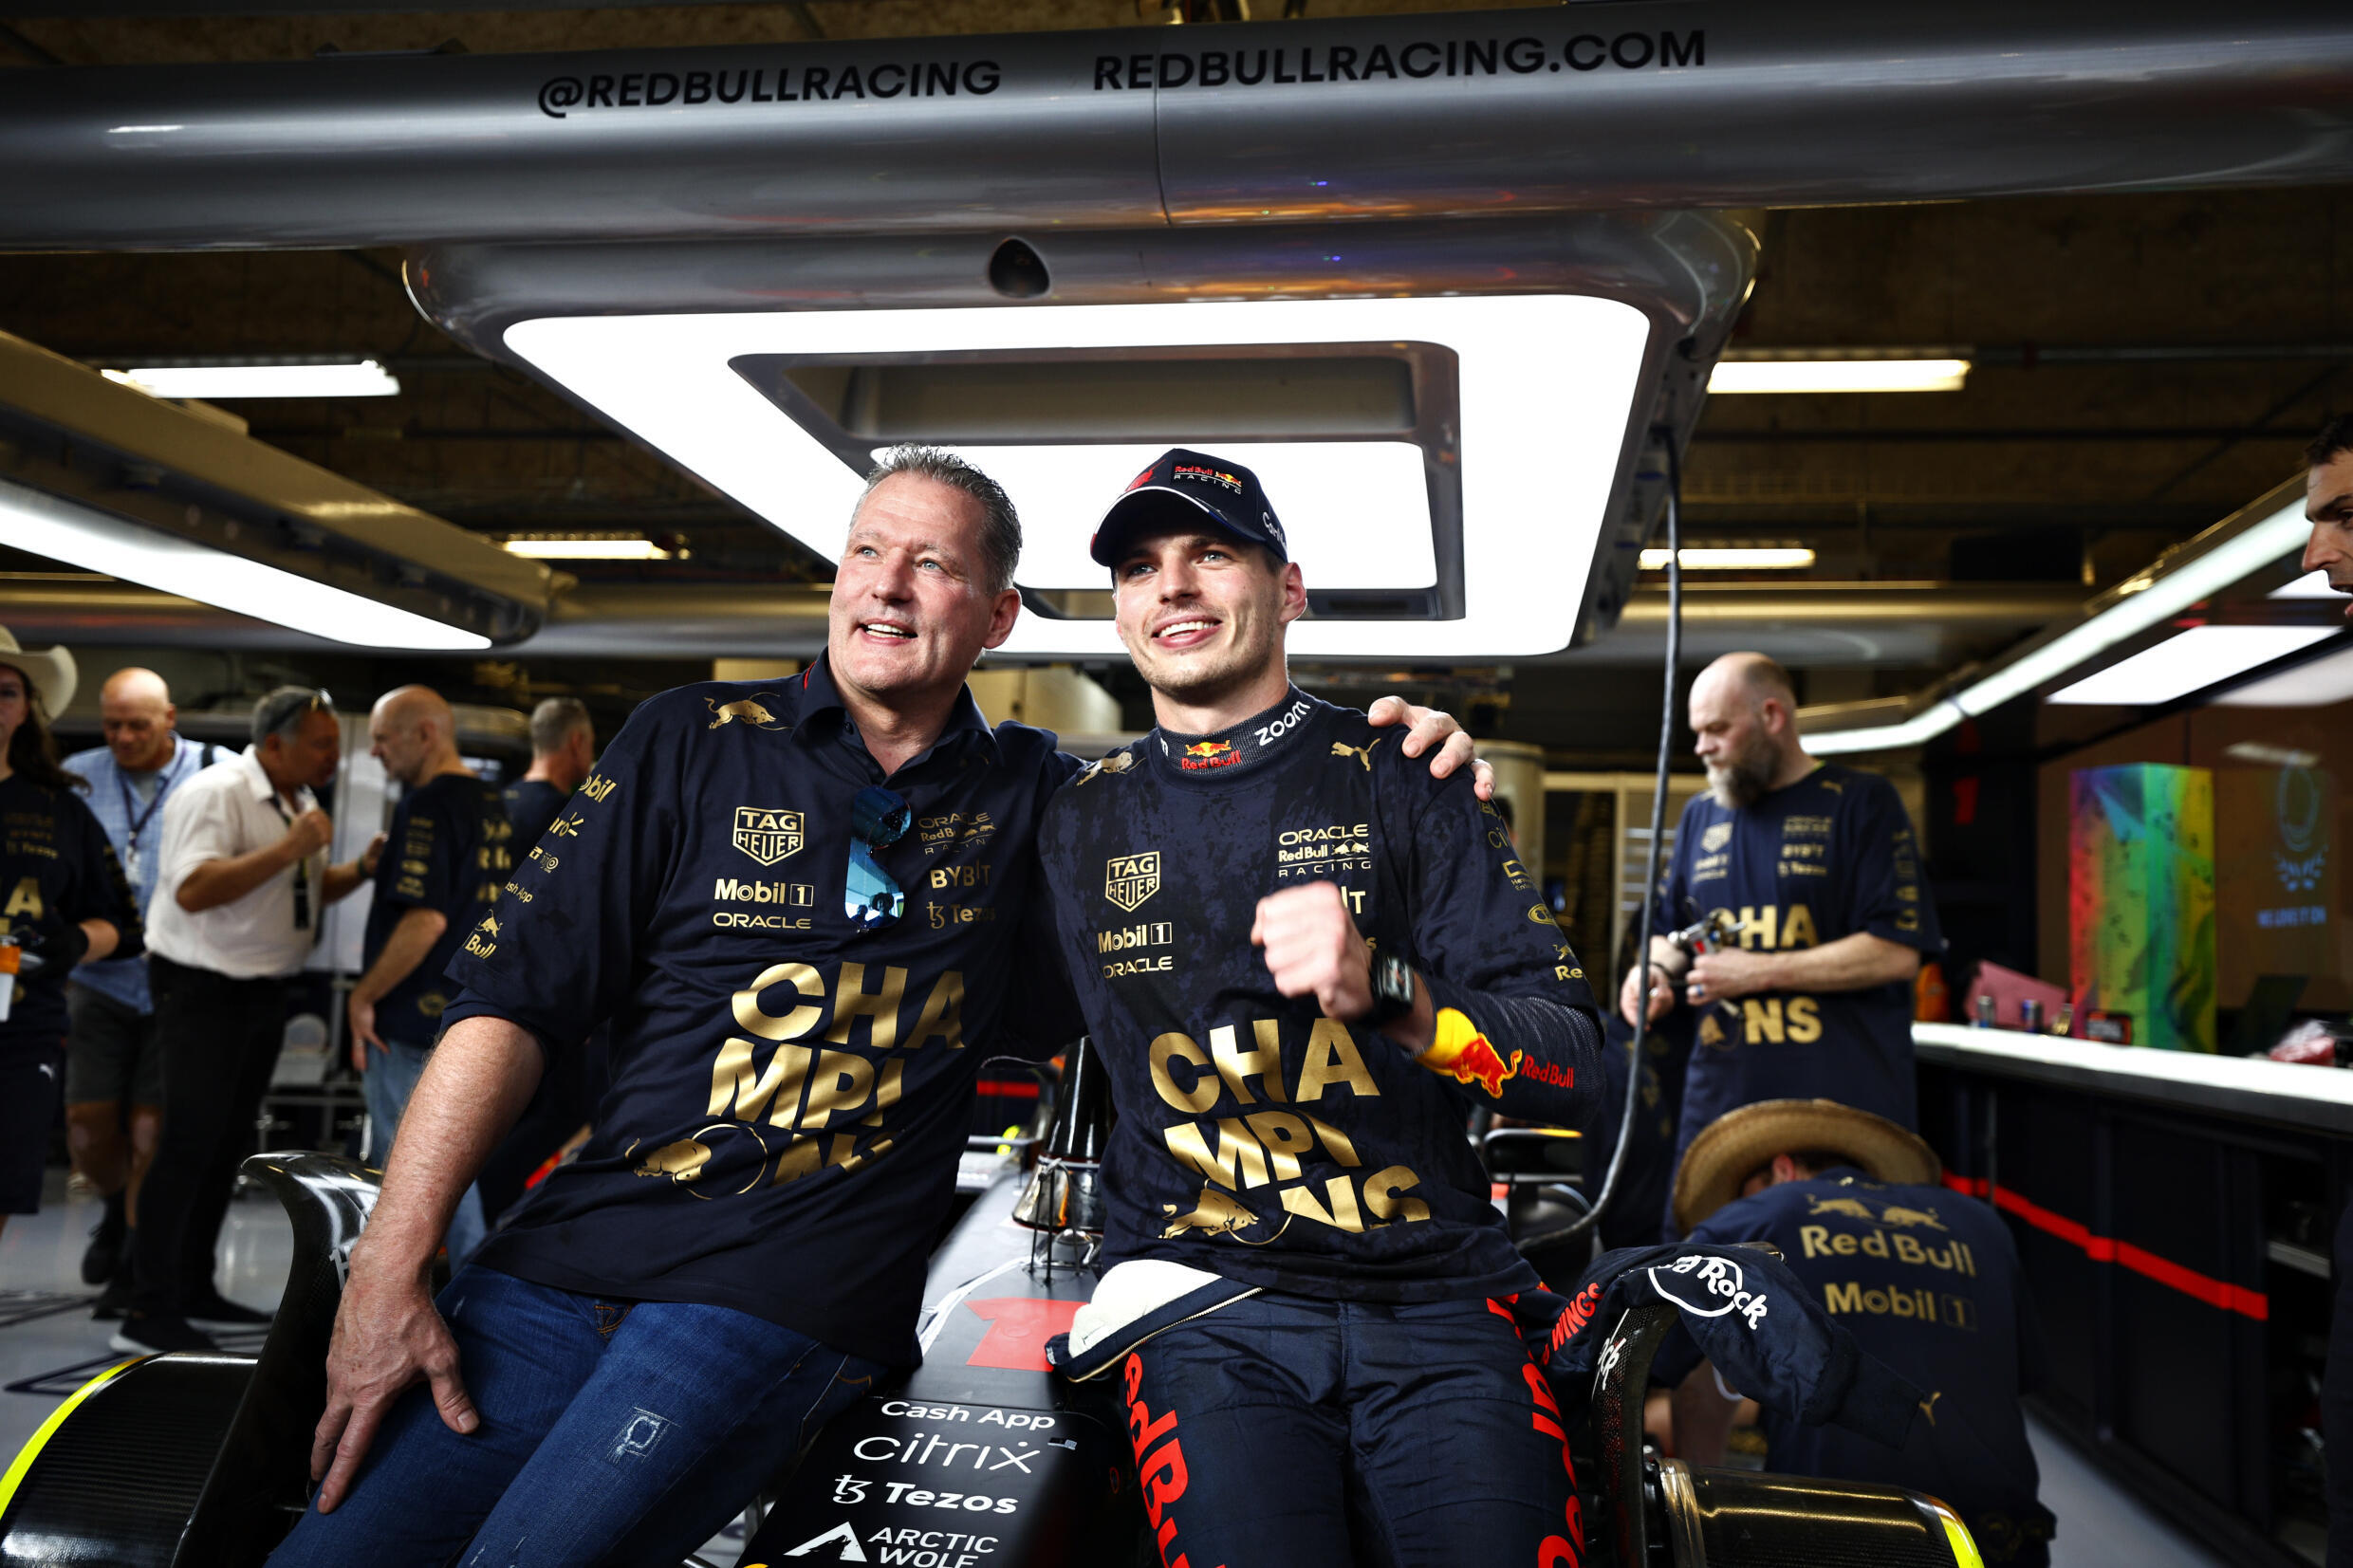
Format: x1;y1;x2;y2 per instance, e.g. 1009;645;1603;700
1672;1098;1941;1235
0;626;76;717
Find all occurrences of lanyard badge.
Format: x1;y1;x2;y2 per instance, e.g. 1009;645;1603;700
845;785;911;932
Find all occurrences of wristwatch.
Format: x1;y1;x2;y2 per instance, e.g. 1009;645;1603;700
1368;952;1417;1025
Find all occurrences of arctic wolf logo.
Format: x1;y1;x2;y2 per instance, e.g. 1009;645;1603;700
707;693;787;730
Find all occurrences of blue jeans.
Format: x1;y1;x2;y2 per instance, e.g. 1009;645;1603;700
360;1036;434;1168
1121;1291;1583;1568
267;1266;883;1568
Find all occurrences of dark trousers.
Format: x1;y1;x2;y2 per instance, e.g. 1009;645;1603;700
131;954;287;1315
2326;1198;2353;1567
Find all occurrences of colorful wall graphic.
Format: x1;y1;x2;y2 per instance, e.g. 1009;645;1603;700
2068;764;2217;1052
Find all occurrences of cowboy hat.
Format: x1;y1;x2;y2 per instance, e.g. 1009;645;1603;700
1672;1098;1941;1235
0;626;76;717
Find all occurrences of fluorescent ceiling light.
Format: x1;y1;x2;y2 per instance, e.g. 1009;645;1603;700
0;477;490;651
2271;568;2345;600
2214;642;2353;709
2222;741;2324;766
1707;359;1969;395
1638;546;1816;571
2047;625;2334;706
500;537;677;561
503;295;1653;658
103;360;400;399
1809;496;2318;752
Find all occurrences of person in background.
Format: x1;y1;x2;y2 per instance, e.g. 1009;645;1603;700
0;629;139;1245
2296;414;2353;1568
122;686;377;1355
60;668;217;1314
1619;653;1941;1226
1663;1098;2053;1567
503;696;594;850
350;686;510;1166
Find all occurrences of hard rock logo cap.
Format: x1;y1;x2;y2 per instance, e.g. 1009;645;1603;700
1088;447;1289;567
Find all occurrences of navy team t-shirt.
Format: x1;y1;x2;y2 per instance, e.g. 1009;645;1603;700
442;660;1082;1364
363;772;511;1042
1653;765;1940;1153
1668;1170;2054;1567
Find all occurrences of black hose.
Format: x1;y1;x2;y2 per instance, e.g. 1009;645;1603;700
1518;430;1682;1257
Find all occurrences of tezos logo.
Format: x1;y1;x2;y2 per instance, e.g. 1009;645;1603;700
1649;1252;1769;1329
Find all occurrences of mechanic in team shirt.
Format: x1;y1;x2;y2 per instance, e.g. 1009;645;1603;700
502;696;595;850
272;447;1489;1568
1036;449;1606;1567
0;631;139;1244
1662;1098;2053;1567
1621;653;1941;1189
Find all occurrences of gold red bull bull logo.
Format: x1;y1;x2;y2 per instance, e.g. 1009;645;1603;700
1417;1007;1521;1098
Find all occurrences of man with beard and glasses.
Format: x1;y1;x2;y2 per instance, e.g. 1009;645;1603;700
268;446;1493;1568
1618;653;1939;1224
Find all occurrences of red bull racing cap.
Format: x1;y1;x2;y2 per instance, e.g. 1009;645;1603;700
1088;447;1289;568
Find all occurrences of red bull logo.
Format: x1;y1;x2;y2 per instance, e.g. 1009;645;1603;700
1177;739;1237;771
1419;1007;1522;1098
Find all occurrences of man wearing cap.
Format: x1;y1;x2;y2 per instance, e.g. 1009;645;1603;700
1620;653;1941;1204
0;629;140;1245
1663;1099;2053;1566
121;686;378;1356
1032;449;1606;1565
270;447;1490;1568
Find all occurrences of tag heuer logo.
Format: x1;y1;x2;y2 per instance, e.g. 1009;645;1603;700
1105;851;1160;913
732;807;805;866
1701;822;1732;853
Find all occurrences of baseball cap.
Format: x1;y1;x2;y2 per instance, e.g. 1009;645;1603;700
1088;448;1289;568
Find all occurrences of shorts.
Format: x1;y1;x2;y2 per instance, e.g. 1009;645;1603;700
0;1044;66;1213
65;982;163;1106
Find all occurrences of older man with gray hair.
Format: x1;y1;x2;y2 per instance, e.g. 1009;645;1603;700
1619;652;1941;1219
120;687;379;1355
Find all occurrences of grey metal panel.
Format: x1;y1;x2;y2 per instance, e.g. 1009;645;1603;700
1;2;2349;250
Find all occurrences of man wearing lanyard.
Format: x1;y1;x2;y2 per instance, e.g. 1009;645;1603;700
121;687;378;1356
59;668;217;1314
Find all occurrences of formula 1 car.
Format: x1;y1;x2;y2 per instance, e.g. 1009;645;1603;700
0;1042;1981;1568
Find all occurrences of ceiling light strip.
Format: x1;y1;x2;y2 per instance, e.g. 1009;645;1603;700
0;478;490;651
1807;496;2314;753
1706;359;1969;395
103;360;400;399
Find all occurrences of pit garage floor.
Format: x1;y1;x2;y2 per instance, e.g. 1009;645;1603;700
1;1174;2228;1568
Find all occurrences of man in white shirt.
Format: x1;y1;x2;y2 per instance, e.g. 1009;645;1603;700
118;686;377;1355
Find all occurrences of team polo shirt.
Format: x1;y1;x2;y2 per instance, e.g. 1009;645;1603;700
1675;1171;2054;1566
1652;765;1941;1146
441;659;1081;1365
361;772;511;1042
0;776;139;1059
1036;689;1605;1303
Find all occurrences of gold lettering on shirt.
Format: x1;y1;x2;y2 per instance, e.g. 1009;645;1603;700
4;877;41;919
1363;1165;1432;1223
732;962;824;1042
800;1048;876;1129
905;971;965;1049
1279;1177;1365;1232
1294;1019;1378;1102
1150;1032;1220;1115
825;962;908;1050
1243;1112;1316;1181
708;1038;812;1126
1164;1119;1272;1190
1209;1020;1288;1106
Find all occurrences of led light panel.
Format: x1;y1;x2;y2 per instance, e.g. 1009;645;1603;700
2214;643;2353;708
1637;547;1816;571
104;360;400;399
502;537;676;561
1;478;491;651
2047;624;2334;707
2271;568;2346;600
502;295;1654;658
1707;359;1969;395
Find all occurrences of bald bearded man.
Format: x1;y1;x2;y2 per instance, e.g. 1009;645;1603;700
353;687;512;1166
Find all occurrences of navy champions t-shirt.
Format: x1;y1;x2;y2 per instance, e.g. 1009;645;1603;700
363;772;511;1042
1676;1170;2054;1567
1652;765;1940;1151
0;777;139;1059
442;660;1082;1364
1036;690;1606;1302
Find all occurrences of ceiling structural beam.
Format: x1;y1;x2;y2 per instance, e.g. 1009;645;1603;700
1;0;2349;249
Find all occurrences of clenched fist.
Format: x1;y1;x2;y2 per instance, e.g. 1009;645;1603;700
1251;880;1372;1022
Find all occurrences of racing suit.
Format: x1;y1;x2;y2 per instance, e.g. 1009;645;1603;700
1037;689;1605;1568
